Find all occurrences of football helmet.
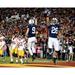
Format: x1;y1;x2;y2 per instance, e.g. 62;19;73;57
29;19;35;24
51;18;58;24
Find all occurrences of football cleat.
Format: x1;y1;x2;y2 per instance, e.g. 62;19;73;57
16;59;18;64
53;58;58;65
10;61;14;63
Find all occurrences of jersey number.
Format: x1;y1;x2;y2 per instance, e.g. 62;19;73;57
51;27;58;34
32;27;35;34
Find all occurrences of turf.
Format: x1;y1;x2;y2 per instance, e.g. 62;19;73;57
0;56;75;68
0;56;74;64
0;56;52;64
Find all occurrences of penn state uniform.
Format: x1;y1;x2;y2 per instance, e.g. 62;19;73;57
28;24;36;38
27;24;37;56
48;23;60;64
48;24;60;51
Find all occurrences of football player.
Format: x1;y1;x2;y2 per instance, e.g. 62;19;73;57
0;34;6;57
9;34;18;63
26;19;37;61
18;35;26;64
48;18;61;64
0;34;6;62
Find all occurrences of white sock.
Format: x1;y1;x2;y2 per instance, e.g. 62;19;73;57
16;59;18;63
11;58;13;62
28;47;33;56
20;58;23;63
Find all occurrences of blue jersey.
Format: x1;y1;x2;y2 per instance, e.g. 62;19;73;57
28;24;36;37
48;24;60;38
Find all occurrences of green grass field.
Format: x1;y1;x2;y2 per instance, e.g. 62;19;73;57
0;56;75;64
0;56;75;68
0;56;52;64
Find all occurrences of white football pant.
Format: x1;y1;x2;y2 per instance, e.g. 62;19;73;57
28;37;37;56
48;37;60;51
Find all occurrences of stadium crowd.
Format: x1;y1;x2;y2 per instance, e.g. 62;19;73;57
0;8;75;61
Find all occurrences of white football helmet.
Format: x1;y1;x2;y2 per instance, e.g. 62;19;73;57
29;19;35;24
51;18;58;24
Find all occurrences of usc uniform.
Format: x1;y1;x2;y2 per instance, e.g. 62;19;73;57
0;40;5;55
0;36;6;56
18;38;26;57
10;37;18;54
